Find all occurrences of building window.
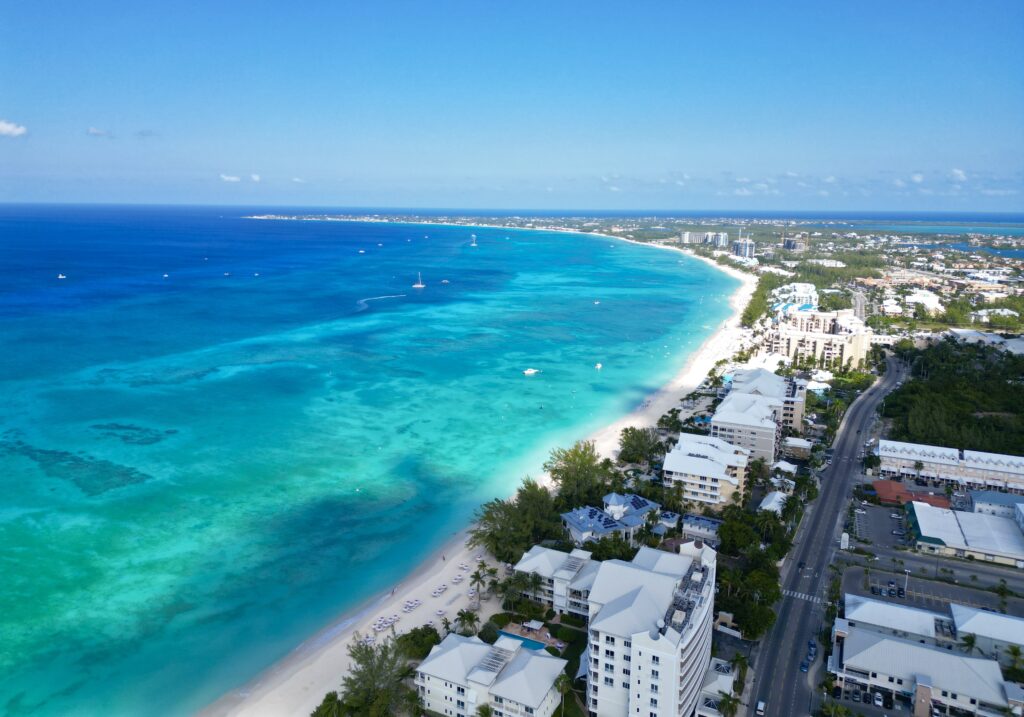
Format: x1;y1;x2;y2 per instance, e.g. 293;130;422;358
605;636;615;645
650;698;658;708
651;656;660;665
457;687;465;695
624;640;631;648
652;670;659;679
604;650;615;659
604;677;613;687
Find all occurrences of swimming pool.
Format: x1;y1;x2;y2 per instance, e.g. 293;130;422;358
497;630;547;651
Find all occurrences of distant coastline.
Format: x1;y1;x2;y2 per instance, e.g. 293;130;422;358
204;218;756;717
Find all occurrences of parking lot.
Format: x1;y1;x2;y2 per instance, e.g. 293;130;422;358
842;566;1024;614
849;503;912;550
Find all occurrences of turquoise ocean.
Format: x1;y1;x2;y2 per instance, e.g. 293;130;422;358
0;206;737;716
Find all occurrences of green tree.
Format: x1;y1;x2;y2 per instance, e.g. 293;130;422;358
717;692;740;717
587;533;638;561
476;705;494;717
395;624;441;660
555;673;572;716
618;426;664;466
468;477;564;562
545;441;612;509
959;632;978;655
311;691;344;717
457;608;480;635
1007;644;1022;671
336;632;415;716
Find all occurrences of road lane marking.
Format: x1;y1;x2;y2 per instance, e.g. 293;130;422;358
783;589;823;605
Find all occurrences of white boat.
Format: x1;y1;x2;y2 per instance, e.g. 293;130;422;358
522;368;540;376
441;279;450;284
57;273;66;280
593;300;600;305
358;249;365;254
470;234;478;247
595;363;603;370
412;272;426;289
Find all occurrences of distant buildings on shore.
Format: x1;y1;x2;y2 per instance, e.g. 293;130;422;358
765;309;877;369
678;231;730;248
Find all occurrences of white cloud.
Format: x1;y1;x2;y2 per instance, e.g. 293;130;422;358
0;119;27;137
753;183;769;191
87;127;109;137
950;168;967;182
736;177;751;183
674;179;686;187
291;177;305;184
250;174;261;182
892;178;906;188
607;185;621;192
220;174;241;183
734;187;753;196
823;175;837;184
911;173;924;184
980;188;1018;196
817;190;829;197
785;171;799;178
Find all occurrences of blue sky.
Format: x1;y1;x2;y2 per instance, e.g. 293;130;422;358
2;1;1023;211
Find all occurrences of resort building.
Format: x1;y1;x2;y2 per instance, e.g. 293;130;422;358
710;392;782;462
662;433;750;507
764;309;874;368
758;491;787;516
828;624;1016;716
416;634;567;717
971;308;1020;324
906;501;1024;568
678;514;723;547
585;542;717;717
782;236;807;252
562;493;661;546
769;281;818;312
950;604;1024;667
877;439;1024;493
728;367;807;432
512;546;598;619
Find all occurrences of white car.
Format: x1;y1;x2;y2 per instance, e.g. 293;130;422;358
874;692;884;707
854;508;866;515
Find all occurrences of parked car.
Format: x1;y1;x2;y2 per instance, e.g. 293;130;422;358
851;691;861;703
755;701;766;716
888;580;896;589
890;513;901;519
854;508;866;515
799;661;809;673
874;692;884;707
898;587;906;598
832;686;842;699
892;529;906;536
889;588;897;597
871;586;879;595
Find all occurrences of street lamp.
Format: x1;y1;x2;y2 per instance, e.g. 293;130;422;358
904;568;911;592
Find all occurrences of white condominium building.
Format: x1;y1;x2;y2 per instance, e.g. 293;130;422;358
765;309;874;368
728;367;807;433
662;433;750;507
877;439;1024;493
512;546;599;618
416;634;567;717
586;542;717;717
710;392;782;462
769;281;819;311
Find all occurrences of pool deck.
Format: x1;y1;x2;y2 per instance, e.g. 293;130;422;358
501;622;566;652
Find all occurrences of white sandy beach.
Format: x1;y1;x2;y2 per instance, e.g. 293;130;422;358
200;235;758;717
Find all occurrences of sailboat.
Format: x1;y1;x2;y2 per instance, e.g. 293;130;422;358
470;234;478;248
412;272;426;289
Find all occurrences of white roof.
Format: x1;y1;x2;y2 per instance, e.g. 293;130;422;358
587;559;678;636
772;460;797;474
844;593;939;638
911;502;1024;556
730;368;788;400
513;545;593;582
784;437;812;449
841;627;1007;706
964;450;1024;478
664;434;748;480
759;491;787;515
630;545;692;579
713;392;781;430
419;634;566;710
951;604;1024;646
878;439;960;467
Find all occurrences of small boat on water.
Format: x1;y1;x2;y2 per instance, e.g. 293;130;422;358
523;368;540;376
470;234;478;247
358;249;365;254
57;273;67;280
412;272;426;289
595;363;603;370
441;279;450;284
594;300;600;305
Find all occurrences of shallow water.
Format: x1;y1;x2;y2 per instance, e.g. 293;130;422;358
0;206;736;716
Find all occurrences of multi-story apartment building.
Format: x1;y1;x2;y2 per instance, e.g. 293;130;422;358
710;392;782;462
585;542;717;717
416;634;567;717
877;440;1024;493
728;367;807;433
731;239;755;258
512;546;598;618
764;309;874;368
662;433;750;507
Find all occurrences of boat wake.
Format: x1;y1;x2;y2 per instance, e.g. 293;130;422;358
355;294;407;312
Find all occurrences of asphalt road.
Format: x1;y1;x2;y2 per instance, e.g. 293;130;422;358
749;355;908;717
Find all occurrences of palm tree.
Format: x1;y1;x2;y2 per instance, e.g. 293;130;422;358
555;673;571;716
782;495;802;523
819;700;852;717
476;705;494;717
457;608;480;635
717;691;740;717
470;569;487;595
959;632;978;655
528;571;544;600
1007;644;1022;671
441;616;452;635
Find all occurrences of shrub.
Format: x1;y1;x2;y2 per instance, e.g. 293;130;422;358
556;625;579;642
559;613;586;629
490;613;512;628
545;645;561;656
395;624;441;660
545;608;556;621
478;622;499;645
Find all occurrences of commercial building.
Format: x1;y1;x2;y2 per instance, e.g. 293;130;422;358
783;436;813;460
828;624;1015;716
877;440;1024;493
970;490;1024;518
512;546;598;618
416;634;567;717
728;367;807;432
586;542;717;717
731;239;755;259
906;501;1024;568
951;604;1024;668
782;236;807;252
764;309;874;369
662;433;750;507
710;392;782;462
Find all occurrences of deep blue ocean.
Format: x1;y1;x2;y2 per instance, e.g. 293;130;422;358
0;205;738;716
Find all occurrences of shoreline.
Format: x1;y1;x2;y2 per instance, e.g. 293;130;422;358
200;222;757;717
